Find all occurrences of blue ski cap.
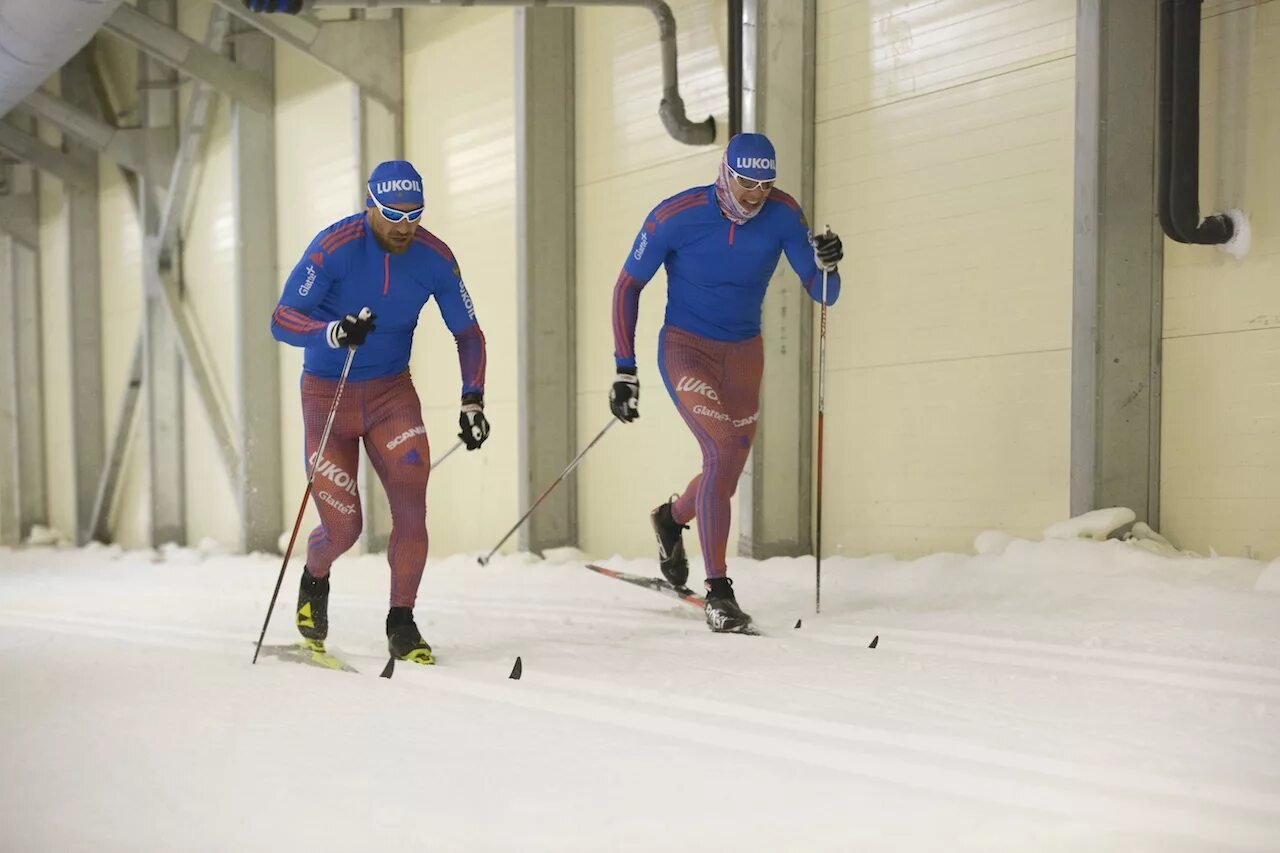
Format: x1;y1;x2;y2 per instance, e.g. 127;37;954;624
725;133;777;181
367;160;424;207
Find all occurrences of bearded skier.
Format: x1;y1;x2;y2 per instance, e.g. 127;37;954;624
271;160;490;664
608;133;843;633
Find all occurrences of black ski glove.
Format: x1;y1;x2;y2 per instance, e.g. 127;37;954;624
812;228;843;272
459;392;490;450
609;368;640;423
327;308;376;349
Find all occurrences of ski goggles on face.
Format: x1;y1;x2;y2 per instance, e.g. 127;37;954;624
368;190;424;223
728;169;775;193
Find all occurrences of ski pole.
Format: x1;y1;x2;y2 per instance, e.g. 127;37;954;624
432;438;464;470
816;227;831;614
252;317;364;664
477;418;618;565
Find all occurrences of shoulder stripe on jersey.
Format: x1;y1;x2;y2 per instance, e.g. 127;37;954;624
413;229;455;262
768;189;800;211
325;230;367;254
655;194;707;223
319;221;363;251
654;189;708;221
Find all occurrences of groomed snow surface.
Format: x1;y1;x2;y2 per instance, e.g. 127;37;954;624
3;533;1279;852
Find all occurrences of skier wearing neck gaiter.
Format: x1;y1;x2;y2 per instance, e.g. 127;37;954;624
608;133;844;633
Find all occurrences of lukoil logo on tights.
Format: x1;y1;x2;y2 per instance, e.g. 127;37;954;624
676;376;720;402
374;179;422;194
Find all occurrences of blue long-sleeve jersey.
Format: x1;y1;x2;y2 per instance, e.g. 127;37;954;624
612;185;840;369
271;213;486;392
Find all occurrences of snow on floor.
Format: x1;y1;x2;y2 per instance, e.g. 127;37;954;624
2;538;1279;852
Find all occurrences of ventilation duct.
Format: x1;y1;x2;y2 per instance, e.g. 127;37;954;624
0;0;126;117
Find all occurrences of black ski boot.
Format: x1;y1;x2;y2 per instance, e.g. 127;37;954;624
296;569;330;646
650;499;690;588
386;607;435;665
704;577;754;634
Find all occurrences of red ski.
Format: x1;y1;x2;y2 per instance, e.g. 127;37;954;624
584;563;706;608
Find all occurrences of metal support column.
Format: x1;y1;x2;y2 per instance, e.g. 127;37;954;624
354;10;402;553
139;0;186;545
0;235;17;544
737;0;816;558
3;157;46;540
1071;0;1163;525
14;243;45;540
232;27;283;552
62;53;105;545
516;8;576;553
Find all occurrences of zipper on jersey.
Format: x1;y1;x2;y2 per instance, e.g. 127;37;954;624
383;254;390;295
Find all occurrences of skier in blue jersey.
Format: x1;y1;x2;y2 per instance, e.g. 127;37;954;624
271;160;490;665
608;133;843;633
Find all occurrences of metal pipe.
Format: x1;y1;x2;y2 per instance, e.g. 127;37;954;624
250;0;716;145
1157;0;1233;245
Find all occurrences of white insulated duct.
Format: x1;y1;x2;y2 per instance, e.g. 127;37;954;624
0;0;126;116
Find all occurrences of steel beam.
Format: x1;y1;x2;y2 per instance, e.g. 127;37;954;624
89;7;244;543
231;27;283;553
90;335;143;543
0;190;37;249
515;8;576;553
138;0;186;546
61;53;107;546
737;0;815;558
13;242;45;538
158;7;232;252
214;0;402;110
1071;0;1163;525
105;4;272;113
4;154;46;539
0;236;18;545
20;89;172;187
0;122;97;192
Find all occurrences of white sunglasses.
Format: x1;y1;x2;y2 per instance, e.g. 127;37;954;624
728;168;775;192
368;189;424;223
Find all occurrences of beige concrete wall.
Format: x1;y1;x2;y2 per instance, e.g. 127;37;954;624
575;0;731;562
35;86;74;539
273;49;359;544
814;0;1076;556
404;8;519;557
1161;2;1280;557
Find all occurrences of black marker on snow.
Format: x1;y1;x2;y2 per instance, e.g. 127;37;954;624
868;635;879;649
509;657;523;680
380;657;395;679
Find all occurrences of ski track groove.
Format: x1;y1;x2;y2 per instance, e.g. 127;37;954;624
801;626;1280;699
381;666;1280;851
7;606;1280;848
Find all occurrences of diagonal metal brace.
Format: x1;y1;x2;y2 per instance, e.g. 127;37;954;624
213;0;401;110
105;5;273;113
19;90;173;189
0;122;98;192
